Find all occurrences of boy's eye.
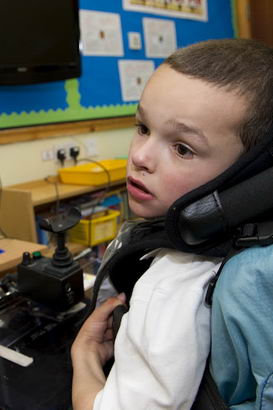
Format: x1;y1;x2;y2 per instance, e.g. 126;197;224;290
175;143;194;159
135;122;150;136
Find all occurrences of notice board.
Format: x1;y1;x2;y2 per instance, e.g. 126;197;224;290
0;0;235;130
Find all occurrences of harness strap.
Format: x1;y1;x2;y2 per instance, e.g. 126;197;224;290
112;304;128;340
191;363;229;410
205;246;241;306
89;220;171;315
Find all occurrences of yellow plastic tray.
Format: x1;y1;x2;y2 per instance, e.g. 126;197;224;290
59;159;127;186
68;209;120;246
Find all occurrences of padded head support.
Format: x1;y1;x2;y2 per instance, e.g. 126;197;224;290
165;128;273;253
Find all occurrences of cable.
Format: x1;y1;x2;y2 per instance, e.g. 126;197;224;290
44;175;61;214
77;158;112;197
76;158;112;247
43;175;62;248
44;159;112;249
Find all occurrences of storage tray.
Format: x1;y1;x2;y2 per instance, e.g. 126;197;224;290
59;159;127;186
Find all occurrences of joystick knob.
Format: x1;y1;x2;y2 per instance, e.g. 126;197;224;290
22;251;32;265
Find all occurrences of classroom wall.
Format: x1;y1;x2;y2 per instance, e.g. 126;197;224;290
0;0;235;130
0;0;236;187
0;128;133;187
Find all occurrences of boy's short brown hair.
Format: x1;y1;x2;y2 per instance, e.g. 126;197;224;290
165;38;273;151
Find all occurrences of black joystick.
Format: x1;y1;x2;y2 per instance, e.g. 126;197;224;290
17;208;84;311
39;207;81;268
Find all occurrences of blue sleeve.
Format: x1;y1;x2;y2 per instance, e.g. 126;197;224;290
210;244;273;409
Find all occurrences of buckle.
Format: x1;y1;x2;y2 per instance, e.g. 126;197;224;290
234;223;273;248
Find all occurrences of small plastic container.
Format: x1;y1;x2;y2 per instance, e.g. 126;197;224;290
59;159;127;186
68;209;120;246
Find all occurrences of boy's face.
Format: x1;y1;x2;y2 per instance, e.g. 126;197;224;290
127;64;246;218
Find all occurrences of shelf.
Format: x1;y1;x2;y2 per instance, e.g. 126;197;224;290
0;176;126;243
6;177;126;206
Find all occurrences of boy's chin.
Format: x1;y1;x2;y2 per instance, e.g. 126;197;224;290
128;201;166;219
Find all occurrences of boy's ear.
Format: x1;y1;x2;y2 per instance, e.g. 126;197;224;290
165;128;273;254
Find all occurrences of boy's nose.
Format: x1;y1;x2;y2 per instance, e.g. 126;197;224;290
131;138;157;173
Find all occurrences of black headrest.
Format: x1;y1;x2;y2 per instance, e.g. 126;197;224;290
165;127;273;253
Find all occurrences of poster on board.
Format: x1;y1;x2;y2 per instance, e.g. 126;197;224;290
79;10;124;56
143;18;177;57
118;60;155;101
122;0;208;22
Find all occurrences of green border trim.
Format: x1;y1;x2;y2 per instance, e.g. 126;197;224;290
0;104;137;129
0;79;137;129
231;0;239;38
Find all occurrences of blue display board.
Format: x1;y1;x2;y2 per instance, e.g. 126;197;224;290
0;0;235;129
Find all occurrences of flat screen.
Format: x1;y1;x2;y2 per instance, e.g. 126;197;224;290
0;0;81;84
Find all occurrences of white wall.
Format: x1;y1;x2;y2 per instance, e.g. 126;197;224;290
0;127;133;186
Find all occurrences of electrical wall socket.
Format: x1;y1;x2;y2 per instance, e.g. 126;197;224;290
53;143;75;160
84;139;98;156
128;32;142;50
41;149;55;161
41;143;81;162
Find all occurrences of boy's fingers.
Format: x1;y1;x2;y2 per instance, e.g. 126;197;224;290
89;295;125;322
116;292;126;303
73;295;127;350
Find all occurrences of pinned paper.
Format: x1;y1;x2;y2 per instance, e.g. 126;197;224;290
80;10;124;56
118;60;155;101
143;17;177;58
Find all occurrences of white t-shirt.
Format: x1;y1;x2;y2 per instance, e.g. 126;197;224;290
94;248;221;410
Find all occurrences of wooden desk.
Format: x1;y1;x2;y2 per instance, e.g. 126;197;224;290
0;238;48;276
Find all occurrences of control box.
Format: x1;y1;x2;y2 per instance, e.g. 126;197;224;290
17;252;84;311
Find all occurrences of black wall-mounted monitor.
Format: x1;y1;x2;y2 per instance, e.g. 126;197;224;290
0;0;81;85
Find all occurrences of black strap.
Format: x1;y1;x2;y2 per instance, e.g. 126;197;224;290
204;220;273;306
112;304;128;340
205;245;241;306
191;244;244;409
90;221;171;314
191;364;228;410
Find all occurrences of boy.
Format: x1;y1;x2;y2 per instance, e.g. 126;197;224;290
71;38;273;409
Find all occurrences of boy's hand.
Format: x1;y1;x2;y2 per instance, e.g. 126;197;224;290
72;293;126;366
71;295;126;410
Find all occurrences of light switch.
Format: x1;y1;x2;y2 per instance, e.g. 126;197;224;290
128;32;142;50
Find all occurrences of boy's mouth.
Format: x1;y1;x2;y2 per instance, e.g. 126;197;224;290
127;177;154;200
127;177;151;194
